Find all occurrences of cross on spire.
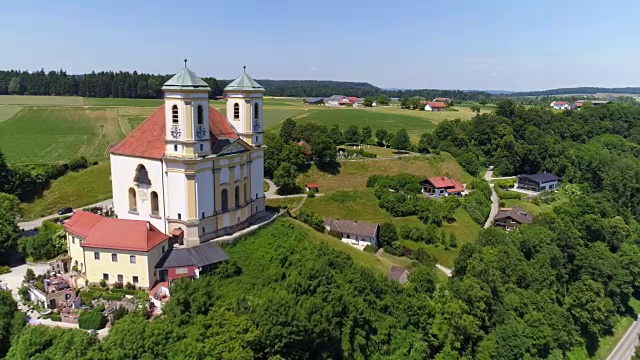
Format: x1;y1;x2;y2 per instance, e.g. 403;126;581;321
184;58;188;67
243;65;246;73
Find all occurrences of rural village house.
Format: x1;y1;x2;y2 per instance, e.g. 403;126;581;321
323;218;379;250
154;241;229;283
515;173;559;192
550;101;571;110
493;206;533;231
298;141;314;162
306;97;324;105
420;176;466;197
326;95;348;106
388;266;410;284
422;101;447;111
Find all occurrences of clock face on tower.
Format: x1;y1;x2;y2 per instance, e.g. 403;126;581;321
253;118;261;131
196;125;207;140
170;125;181;139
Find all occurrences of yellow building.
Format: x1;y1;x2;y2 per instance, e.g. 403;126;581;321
64;210;171;289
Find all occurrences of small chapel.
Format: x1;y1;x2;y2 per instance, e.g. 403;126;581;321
63;64;266;288
109;63;266;247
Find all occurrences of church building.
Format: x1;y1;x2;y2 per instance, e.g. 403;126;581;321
63;63;266;288
109;64;266;247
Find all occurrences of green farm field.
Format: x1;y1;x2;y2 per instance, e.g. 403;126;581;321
0;95;84;106
0;105;23;122
84;98;164;107
0;107;123;164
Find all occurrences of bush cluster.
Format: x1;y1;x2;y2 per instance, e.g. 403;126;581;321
296;210;325;232
78;310;107;330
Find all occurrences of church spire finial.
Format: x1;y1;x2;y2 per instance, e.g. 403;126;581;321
243;65;246;73
184;58;188;67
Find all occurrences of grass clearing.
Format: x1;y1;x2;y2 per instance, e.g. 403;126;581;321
0;105;23;122
84;98;163;107
303;189;390;223
265;197;304;212
0;107;121;164
298;153;471;193
263;109;303;128
0;95;84;106
340;144;415;158
115;106;157;134
21;162;112;220
502;198;550;216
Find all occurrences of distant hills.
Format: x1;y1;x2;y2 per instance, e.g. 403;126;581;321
509;87;640;97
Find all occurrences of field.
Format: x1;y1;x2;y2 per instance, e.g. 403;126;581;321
0;105;22;122
0;107;122;164
21;162;112;220
83;98;163;107
0;95;84;106
298;152;472;193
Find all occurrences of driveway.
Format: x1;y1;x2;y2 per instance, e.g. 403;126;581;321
18;199;113;231
608;315;640;360
1;263;51;301
483;170;500;229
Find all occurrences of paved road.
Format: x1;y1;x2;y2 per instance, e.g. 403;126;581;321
1;263;51;301
18;199;113;231
483;170;500;229
608;315;640;360
264;178;323;199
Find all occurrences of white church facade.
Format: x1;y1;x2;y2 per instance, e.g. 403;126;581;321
109;65;266;247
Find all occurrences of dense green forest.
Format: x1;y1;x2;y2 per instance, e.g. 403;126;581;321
512;87;640;96
0;69;491;100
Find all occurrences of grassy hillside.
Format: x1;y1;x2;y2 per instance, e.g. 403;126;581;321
0;95;84;106
298;152;472;193
21;162;112;220
0;107;122;164
0;105;22;122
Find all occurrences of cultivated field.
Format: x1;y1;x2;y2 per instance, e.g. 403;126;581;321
0;105;23;122
84;98;163;107
0;95;84;106
0;107;122;164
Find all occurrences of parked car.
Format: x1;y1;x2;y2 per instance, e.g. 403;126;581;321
58;207;73;215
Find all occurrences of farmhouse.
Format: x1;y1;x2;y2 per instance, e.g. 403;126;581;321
388;266;410;284
306;97;324;105
298;141;313;162
493;206;533;231
323;218;379;250
550;101;570;110
574;100;610;108
423;101;447;111
326;95;347;106
421;176;465;197
515;173;559;192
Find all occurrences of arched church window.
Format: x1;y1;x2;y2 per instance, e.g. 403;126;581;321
254;103;259;119
235;186;240;208
197;105;204;124
233;103;239;120
151;191;159;216
134;165;152;187
172;105;179;124
128;188;137;212
221;189;228;212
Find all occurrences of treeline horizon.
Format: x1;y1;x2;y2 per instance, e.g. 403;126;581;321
0;68;491;100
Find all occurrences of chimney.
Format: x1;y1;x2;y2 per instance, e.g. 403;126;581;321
147;222;152;231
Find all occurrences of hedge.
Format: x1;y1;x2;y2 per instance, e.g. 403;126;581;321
78;310;107;330
102;293;123;301
50;314;61;322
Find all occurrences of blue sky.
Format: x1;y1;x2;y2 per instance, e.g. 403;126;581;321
2;0;639;90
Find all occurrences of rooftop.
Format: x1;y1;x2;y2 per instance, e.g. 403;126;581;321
388;266;410;284
64;210;169;252
155;241;228;269
494;206;533;225
323;218;378;238
224;70;264;92
161;65;210;91
518;173;559;184
423;176;464;192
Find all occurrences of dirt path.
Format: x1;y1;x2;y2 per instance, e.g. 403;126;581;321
483;169;500;229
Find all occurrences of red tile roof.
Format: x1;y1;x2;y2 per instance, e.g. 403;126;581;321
64;210;169;252
297;141;312;155
306;183;319;188
553;101;568;105
426;101;447;109
110;105;238;160
425;176;464;193
346;96;358;102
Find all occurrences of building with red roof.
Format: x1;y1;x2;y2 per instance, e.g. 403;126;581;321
424;101;447;112
106;64;268;250
550;101;570;110
420;176;466;197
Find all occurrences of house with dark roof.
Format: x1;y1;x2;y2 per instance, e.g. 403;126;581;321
574;100;610;109
388;266;410;284
323;218;379;250
306;97;324;105
421;176;466;197
64;210;173;289
326;95;347;106
515;173;559;192
155;241;228;283
493;206;533;231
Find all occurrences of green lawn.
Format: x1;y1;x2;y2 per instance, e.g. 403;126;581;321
402;208;482;268
263;109;303;128
339;144;415;158
298;152;472;193
0;95;84;106
0;105;23;122
83;98;164;107
21;162;112;220
304;189;390;223
265;197;304;212
0;107;122;164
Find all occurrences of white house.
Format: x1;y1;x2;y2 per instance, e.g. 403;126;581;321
323;218;379;250
423;101;447;112
326;95;347;106
550;101;570;110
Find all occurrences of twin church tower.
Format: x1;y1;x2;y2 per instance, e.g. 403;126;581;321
110;62;266;247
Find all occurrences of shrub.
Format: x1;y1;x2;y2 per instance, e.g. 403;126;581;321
18;286;30;302
297;209;325;232
328;230;342;239
413;247;437;267
78;310;107;330
24;268;36;282
125;282;136;290
102;293;123;301
94;304;106;312
113;281;124;289
68;156;89;171
0;266;10;275
99;279;108;288
363;245;378;253
214;260;242;279
383;245;403;257
50;314;61;322
307;191;316;198
110;288;138;295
